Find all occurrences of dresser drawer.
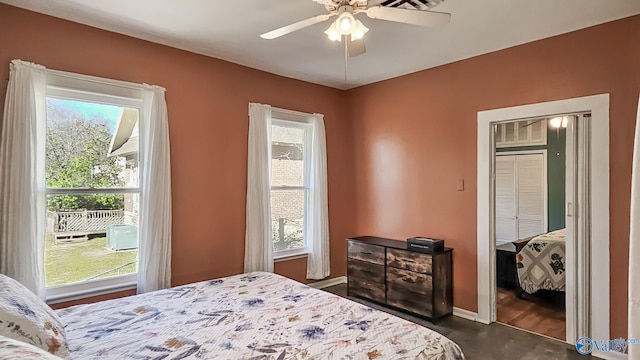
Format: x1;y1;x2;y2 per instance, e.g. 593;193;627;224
386;267;433;295
386;290;432;318
348;259;384;283
348;277;385;303
347;241;385;265
387;248;432;274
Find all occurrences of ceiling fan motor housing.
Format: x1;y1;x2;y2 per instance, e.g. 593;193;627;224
338;5;355;14
324;0;367;13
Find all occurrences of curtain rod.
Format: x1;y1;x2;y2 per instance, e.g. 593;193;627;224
47;68;164;92
271;106;317;117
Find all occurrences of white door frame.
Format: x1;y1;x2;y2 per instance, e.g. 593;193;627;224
496;149;549;240
476;95;610;352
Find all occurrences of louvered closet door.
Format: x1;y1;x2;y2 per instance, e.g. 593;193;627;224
516;154;546;238
495;156;517;244
495;153;546;243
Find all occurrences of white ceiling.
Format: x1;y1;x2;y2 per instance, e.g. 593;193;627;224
2;0;639;89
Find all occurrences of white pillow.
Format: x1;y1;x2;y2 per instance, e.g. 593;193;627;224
0;275;69;359
0;336;63;359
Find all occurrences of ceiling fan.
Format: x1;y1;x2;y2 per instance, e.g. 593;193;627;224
260;0;451;57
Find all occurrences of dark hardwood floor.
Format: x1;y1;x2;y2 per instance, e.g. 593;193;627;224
497;287;566;341
323;284;589;360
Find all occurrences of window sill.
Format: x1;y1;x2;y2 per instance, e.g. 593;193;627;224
46;275;137;305
274;253;308;263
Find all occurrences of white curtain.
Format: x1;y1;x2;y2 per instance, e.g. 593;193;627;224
306;114;330;280
137;85;172;293
0;60;47;298
244;103;273;273
630;94;640;360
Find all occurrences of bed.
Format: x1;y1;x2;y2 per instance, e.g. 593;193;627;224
53;272;463;359
515;228;566;294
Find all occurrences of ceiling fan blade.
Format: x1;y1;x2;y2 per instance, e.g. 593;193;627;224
365;6;451;27
348;38;366;57
260;14;332;40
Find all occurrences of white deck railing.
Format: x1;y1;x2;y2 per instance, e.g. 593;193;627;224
47;210;126;233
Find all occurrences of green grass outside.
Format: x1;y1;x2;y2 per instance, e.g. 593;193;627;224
45;234;137;287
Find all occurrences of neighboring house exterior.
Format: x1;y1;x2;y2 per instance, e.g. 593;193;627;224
108;108;140;225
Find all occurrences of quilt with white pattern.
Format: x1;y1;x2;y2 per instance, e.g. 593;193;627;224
57;272;463;359
516;228;566;294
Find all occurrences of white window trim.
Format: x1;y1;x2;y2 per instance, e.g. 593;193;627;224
271;114;313;258
44;73;146;303
46;274;136;305
273;251;308;262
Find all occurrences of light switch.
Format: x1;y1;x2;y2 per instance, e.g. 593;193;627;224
457;179;464;191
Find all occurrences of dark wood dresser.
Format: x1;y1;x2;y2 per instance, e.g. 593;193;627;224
347;236;453;320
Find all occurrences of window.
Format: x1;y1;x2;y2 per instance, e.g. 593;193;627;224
0;61;170;302
245;103;328;277
44;77;144;301
270;119;312;258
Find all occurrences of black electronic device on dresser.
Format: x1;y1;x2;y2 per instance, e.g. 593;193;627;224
407;237;445;254
346;236;453;321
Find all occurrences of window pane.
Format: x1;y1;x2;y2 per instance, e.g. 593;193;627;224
518;121;529;141
271;190;305;252
46;98;139;189
530;120;544;140
45;194;138;287
271;125;304;187
504;122;516;142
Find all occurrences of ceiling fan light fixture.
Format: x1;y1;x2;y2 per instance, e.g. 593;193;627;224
324;22;342;42
337;12;355;34
549;116;568;128
352;19;369;40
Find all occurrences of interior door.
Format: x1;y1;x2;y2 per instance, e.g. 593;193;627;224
495;153;547;243
516;154;547;238
495;156;517;244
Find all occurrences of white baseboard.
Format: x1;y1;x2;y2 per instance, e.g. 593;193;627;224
452;307;478;321
593;350;628;360
312;279;481;324
309;276;347;289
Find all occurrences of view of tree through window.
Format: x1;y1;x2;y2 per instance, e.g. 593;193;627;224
45;98;139;287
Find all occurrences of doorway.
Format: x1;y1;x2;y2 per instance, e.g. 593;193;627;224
493;118;564;341
476;95;610;356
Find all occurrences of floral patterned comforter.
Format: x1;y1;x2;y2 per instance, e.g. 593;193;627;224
57;272;463;359
516;228;566;294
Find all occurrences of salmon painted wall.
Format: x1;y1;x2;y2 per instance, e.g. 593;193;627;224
347;15;640;339
0;4;354;298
